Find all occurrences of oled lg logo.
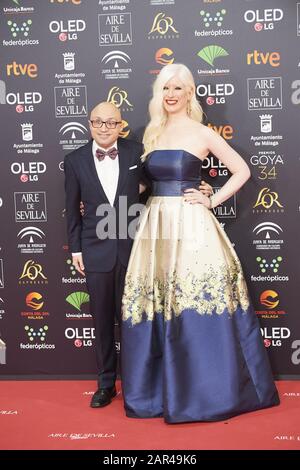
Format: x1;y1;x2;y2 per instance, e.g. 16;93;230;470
65;327;95;347
11;161;46;182
6;91;42;113
49;19;86;42
196;82;234;105
244;9;283;31
261;327;290;348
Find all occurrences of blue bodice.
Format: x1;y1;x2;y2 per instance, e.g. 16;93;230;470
145;149;202;196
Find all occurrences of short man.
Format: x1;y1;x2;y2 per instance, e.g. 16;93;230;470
64;102;143;408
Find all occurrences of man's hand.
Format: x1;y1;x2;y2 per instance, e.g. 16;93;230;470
199;180;213;197
80;201;84;216
72;254;85;276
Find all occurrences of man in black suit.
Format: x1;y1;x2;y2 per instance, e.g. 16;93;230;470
64;102;144;408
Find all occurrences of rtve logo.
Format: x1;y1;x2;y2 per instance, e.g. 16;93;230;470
247;50;280;67
6;61;38;78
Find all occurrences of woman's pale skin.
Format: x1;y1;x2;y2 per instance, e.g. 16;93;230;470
156;76;251;208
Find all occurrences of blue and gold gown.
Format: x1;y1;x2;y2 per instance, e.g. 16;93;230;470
121;149;279;423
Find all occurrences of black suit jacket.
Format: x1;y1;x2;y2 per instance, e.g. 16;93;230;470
64;138;144;272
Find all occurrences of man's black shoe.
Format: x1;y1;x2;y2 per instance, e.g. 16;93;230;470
90;386;117;408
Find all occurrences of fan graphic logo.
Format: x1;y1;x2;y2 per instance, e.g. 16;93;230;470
0;339;6;365
148;12;179;39
65;291;91;321
101;51;132;80
107;86;133;111
256;256;282;273
253;188;283;213
197;45;228;66
24;325;48;342
19;260;48;285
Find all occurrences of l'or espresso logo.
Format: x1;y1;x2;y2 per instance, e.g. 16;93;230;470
256;290;286;318
244;9;284;32
196;82;234;105
11;162;46;182
253;187;284;213
19;260;48;285
6;91;42;113
247;77;282;111
250;151;284;180
148;12;179;39
54;86;87;118
14;192;47;223
6;61;38;78
98;13;132;46
49;19;86;42
107;86;133;112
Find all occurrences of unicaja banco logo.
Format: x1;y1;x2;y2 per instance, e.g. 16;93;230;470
256;256;282;273
66;291;89;312
197;45;228;66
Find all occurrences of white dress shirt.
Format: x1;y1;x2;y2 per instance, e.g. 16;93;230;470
72;139;119;256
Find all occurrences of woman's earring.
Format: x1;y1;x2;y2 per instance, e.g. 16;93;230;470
187;100;191;116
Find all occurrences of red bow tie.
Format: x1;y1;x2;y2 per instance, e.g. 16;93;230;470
96;147;118;161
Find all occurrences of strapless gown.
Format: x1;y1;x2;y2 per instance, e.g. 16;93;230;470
121;149;279;423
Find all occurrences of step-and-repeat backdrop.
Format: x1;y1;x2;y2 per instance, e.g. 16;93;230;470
0;0;299;378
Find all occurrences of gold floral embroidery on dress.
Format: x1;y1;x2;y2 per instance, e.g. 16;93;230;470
122;261;250;325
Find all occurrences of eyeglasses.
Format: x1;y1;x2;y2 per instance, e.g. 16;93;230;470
89;119;122;129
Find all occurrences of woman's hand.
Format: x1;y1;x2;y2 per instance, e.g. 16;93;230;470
199;180;213;197
184;188;211;208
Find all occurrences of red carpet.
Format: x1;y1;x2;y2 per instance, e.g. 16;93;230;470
0;380;299;450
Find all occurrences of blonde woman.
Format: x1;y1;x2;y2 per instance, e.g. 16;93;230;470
121;64;279;423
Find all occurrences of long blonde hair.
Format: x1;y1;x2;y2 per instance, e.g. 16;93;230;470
142;63;203;160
